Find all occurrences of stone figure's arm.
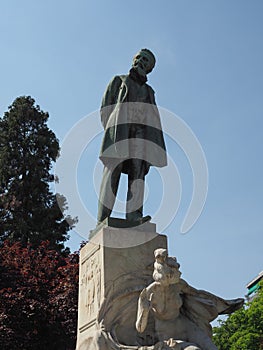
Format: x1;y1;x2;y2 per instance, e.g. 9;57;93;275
100;76;122;129
136;288;153;333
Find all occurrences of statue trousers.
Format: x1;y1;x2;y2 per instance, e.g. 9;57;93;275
97;158;148;222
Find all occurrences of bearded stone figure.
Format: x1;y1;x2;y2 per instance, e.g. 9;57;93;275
77;247;244;350
97;48;167;225
136;249;244;350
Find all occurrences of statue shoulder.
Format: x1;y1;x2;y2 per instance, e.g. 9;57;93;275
105;75;128;94
107;75;123;89
146;83;155;95
101;75;123;107
118;74;131;85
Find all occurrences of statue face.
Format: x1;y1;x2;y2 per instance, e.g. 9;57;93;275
132;50;155;76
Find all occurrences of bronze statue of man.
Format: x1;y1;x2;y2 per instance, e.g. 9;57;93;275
97;49;167;224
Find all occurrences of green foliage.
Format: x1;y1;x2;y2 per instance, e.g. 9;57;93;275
0;240;79;350
213;282;263;349
0;96;76;252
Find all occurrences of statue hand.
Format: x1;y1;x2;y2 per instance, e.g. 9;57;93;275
139;288;153;309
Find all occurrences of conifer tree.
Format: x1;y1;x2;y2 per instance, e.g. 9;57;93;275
0;96;75;252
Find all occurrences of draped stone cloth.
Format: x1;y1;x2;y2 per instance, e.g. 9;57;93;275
80;276;243;350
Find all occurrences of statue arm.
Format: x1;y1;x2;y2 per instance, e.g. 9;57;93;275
136;288;153;333
147;84;157;106
100;76;122;129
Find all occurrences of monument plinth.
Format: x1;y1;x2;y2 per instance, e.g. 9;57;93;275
76;223;167;350
76;49;244;350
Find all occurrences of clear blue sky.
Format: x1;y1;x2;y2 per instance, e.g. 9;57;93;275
1;0;262;303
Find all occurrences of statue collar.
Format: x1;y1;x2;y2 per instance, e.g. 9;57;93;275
129;68;147;86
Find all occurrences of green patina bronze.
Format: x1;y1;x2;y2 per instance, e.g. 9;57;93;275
97;49;167;225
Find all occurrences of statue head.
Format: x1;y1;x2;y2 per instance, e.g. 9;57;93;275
132;48;156;76
153;249;181;285
154;248;168;264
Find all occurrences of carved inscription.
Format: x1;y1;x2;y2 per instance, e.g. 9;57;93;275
81;248;101;319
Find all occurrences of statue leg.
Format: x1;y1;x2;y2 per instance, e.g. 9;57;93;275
126;159;148;221
97;163;122;223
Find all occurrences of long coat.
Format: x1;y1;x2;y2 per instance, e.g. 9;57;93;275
99;75;167;173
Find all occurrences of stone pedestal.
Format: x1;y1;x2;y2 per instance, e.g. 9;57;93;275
76;223;167;350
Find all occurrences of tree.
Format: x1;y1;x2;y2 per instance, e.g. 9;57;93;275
213;283;263;349
0;240;79;350
0;96;75;252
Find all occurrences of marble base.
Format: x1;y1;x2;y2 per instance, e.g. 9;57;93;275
76;224;167;349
